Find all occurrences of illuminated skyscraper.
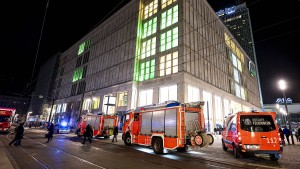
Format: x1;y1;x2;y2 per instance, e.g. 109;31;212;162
216;3;263;106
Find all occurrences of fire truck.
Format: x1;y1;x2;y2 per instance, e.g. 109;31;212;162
122;101;214;154
0;107;15;133
78;114;118;138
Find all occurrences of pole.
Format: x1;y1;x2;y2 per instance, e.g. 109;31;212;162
48;99;55;125
207;101;210;132
283;91;295;144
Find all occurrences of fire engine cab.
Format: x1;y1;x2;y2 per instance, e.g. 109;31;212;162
78;114;118;138
122;101;214;154
0;107;15;133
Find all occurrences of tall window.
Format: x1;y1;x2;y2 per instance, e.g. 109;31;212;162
161;0;177;9
82;98;92;111
203;91;212;132
160;27;178;52
143;17;157;39
56;104;62;113
139;89;153;106
188;85;200;102
117;92;127;107
159;84;177;103
159;51;178;76
102;96;116;115
61;103;67;112
223;99;231;116
139;59;155;81
161;5;178;30
144;0;158;19
92;97;100;109
141;37;156;59
215;96;223;127
235;83;241;98
233;68;240;83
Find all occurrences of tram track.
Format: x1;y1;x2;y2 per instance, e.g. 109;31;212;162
6;132;106;169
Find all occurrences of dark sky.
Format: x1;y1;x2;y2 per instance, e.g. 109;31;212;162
1;0;299;104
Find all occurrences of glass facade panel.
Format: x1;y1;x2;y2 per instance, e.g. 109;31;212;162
159;51;178;76
139;89;153;106
159;85;177;103
144;0;158;19
92;97;100;109
160;27;178;52
203;91;213;132
215;96;223;128
188;85;200;102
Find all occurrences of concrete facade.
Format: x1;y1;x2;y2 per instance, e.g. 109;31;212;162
49;0;261;131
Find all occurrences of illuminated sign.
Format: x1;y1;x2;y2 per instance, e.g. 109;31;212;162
276;98;292;104
216;6;236;16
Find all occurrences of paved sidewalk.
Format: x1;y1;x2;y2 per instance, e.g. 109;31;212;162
0;139;14;169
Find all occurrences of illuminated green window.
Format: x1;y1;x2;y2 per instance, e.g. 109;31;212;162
161;5;178;30
139;59;155;81
144;0;158;19
72;67;84;82
160;51;178;76
141;37;156;59
78;39;92;55
78;42;85;55
162;0;177;9
160;27;178;52
143;17;157;39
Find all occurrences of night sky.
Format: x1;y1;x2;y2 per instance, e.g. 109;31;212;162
1;0;299;104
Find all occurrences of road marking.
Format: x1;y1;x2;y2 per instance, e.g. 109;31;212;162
7;133;106;169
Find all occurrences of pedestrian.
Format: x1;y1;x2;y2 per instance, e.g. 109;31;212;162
297;127;300;142
283;126;291;145
278;128;285;145
111;126;118;142
214;128;217;135
9;122;24;146
45;123;54;143
82;124;93;144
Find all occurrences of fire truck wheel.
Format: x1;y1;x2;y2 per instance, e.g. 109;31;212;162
124;133;132;146
207;134;214;145
222;139;227;151
233;144;239;158
153;138;163;154
194;135;203;146
270;154;279;161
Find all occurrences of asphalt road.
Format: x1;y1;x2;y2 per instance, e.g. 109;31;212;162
0;129;299;169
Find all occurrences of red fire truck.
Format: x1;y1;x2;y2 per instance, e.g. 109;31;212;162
122;101;214;154
0;107;15;133
78;114;118;138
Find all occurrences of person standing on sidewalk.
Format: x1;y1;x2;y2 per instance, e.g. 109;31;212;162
297;127;300;142
45;123;54;143
9;122;24;146
111;126;118;142
82;124;93;144
283;126;291;145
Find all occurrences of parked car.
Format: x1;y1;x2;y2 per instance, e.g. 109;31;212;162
222;111;282;161
54;121;70;134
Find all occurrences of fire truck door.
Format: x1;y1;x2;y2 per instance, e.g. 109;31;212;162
132;113;140;136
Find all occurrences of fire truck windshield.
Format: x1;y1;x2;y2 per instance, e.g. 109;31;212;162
0;116;10;122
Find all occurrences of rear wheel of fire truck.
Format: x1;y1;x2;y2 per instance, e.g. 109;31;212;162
207;134;214;145
222;139;227;151
233;144;239;158
124;133;132;146
194;135;203;146
153;138;163;154
270;154;279;161
177;144;188;152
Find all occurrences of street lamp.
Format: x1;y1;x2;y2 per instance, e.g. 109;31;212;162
278;80;295;144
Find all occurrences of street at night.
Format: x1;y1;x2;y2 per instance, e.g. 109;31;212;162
1;128;299;169
1;0;300;168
